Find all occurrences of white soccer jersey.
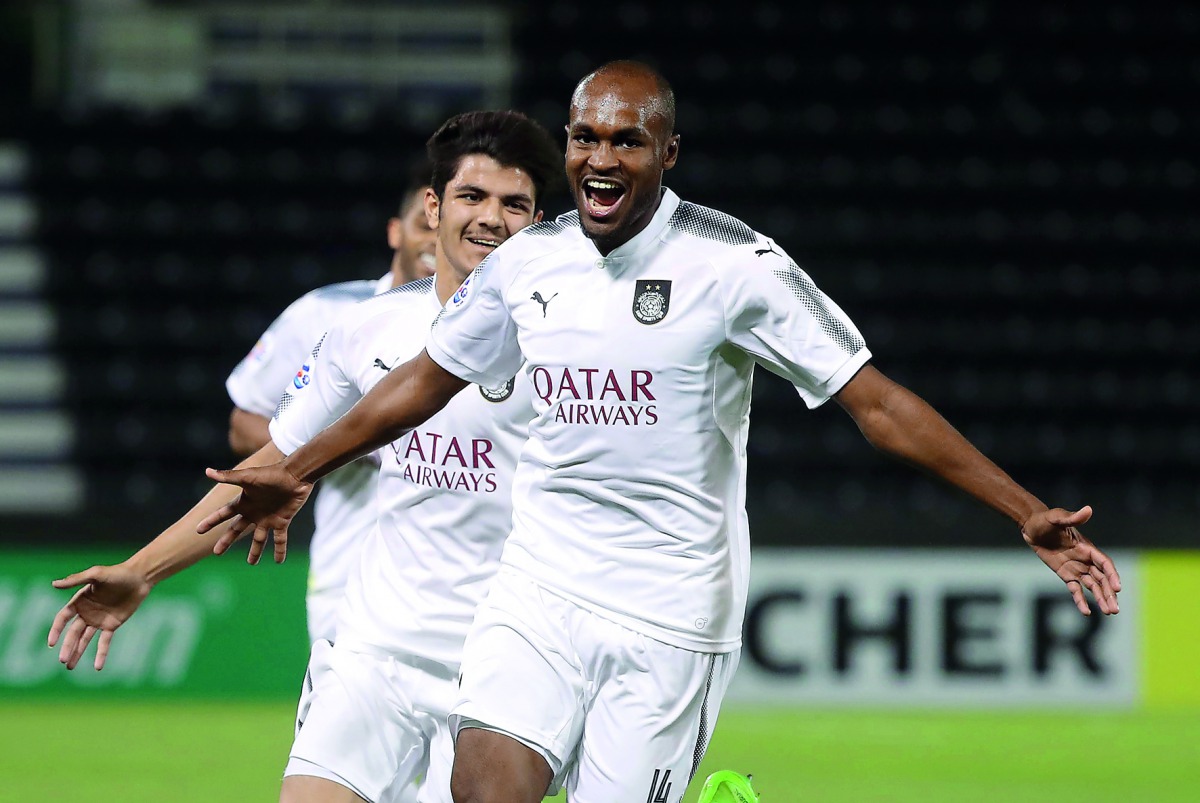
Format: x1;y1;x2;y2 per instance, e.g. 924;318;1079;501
227;275;391;602
427;189;871;653
270;277;533;665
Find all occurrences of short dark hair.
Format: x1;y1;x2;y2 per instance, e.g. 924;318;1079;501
397;158;432;217
426;110;561;209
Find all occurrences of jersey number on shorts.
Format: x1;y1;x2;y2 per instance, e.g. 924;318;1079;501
646;768;673;803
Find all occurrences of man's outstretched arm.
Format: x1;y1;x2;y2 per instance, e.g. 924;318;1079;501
200;350;467;543
834;364;1121;615
47;442;285;671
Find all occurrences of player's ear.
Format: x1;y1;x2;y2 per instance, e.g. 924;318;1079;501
423;187;441;229
662;134;680;171
533;210;544;223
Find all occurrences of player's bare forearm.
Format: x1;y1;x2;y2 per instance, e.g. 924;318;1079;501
126;441;286;584
283;349;467;483
228;407;272;456
49;440;291;669
835;365;1045;528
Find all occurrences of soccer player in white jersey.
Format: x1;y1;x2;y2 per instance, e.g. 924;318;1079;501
46;111;562;803
199;61;1123;803
225;161;438;643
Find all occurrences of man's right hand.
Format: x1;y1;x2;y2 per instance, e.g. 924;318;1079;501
199;462;314;565
47;564;153;670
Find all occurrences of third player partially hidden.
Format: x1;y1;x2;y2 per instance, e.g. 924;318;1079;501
202;61;1121;803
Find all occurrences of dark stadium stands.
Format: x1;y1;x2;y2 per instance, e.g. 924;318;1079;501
19;0;1198;546
508;0;1198;547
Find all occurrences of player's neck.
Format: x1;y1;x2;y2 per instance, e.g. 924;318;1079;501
435;266;470;306
388;256;406;289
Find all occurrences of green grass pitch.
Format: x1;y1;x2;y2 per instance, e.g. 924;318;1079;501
3;701;1197;801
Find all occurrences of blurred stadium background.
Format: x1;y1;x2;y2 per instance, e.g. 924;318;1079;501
0;0;1196;800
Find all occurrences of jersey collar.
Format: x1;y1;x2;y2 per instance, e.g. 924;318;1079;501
374;273;393;295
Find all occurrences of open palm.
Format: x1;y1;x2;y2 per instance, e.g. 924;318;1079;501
1022;505;1121;616
47;564;153;670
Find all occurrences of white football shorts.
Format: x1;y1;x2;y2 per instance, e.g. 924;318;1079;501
284;639;457;803
449;569;740;801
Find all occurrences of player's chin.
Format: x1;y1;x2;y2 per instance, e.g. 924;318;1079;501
579;207;625;237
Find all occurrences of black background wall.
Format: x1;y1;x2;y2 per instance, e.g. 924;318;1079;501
5;1;1196;549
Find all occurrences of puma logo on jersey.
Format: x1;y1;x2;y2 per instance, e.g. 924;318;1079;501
373;358;392;371
531;291;558;317
755;242;781;258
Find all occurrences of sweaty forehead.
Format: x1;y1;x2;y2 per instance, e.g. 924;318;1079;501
570;80;666;132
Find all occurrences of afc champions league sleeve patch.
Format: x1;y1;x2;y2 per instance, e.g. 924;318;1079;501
478;377;516;403
292;362;311;389
632;279;672;325
450;275;472;307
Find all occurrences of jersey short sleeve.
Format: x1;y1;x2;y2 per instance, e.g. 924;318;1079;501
226;281;377;417
226;296;318;417
269;324;360;456
720;245;871;408
425;251;523;388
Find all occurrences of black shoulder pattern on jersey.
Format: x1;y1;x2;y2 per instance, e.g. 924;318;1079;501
310;279;377;303
273;392;294;419
309;333;326;360
773;259;866;354
524;210;580;236
273;333;325;420
668;202;757;245
379;275;435;298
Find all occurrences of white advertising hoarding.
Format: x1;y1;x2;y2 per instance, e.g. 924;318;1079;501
729;549;1138;707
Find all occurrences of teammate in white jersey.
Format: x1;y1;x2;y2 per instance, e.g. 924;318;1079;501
225;161;438;643
268;111;557;803
46;111;562;803
200;61;1123;803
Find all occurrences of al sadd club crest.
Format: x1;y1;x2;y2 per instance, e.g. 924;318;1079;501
632;280;672;325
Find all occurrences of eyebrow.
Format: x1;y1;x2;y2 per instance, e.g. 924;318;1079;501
570;123;649;139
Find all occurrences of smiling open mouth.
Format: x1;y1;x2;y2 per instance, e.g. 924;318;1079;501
582;177;626;218
466;236;501;250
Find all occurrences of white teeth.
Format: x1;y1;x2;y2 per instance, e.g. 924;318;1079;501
584;178;622;190
468;238;499;247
